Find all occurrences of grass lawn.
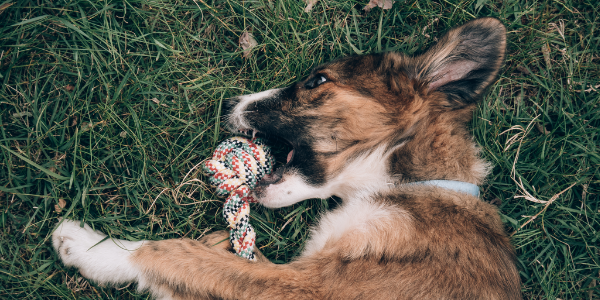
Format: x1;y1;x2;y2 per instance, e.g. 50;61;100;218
0;0;598;298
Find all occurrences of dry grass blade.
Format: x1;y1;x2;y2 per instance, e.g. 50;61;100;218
512;182;578;236
0;2;14;13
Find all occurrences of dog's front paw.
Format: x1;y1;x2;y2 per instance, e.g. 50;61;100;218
52;219;143;285
52;220;106;271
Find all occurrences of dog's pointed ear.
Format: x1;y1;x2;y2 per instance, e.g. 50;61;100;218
416;18;506;105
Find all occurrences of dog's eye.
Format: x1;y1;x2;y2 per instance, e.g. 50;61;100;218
305;75;328;89
316;75;327;85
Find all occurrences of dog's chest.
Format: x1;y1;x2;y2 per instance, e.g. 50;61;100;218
301;199;398;257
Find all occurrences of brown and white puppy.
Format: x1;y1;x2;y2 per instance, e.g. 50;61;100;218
53;18;522;299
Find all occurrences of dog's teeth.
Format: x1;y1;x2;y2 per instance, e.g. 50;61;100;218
235;128;257;138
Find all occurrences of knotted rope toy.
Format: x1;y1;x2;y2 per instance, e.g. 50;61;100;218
203;137;274;261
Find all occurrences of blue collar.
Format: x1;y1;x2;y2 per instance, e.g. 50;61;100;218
408;180;480;197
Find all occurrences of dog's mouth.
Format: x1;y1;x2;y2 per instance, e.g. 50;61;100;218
236;128;294;187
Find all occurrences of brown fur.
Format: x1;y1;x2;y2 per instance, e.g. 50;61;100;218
131;18;520;300
134;186;519;299
55;18;522;300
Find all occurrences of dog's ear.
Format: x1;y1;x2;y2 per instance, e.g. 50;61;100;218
415;18;506;105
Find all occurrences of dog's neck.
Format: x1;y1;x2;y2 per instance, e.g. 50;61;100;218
388;118;491;186
330;139;488;203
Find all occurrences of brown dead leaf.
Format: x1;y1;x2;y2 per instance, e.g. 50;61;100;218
363;0;394;12
239;32;258;58
304;0;319;12
64;84;74;91
535;123;550;135
516;65;530;75
55;198;66;213
81;122;92;132
150;97;168;107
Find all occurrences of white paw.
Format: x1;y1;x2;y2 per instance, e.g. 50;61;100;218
52;219;144;285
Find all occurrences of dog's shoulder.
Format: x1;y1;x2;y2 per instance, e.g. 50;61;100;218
299;188;520;299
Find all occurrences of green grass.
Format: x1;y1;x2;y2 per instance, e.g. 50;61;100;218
0;0;598;298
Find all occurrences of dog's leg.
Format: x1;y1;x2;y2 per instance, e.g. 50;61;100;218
53;221;308;299
132;238;319;299
198;230;272;264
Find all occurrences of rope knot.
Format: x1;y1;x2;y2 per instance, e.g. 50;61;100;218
203;137;274;260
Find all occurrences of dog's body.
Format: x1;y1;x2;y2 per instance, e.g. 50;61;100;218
53;18;522;299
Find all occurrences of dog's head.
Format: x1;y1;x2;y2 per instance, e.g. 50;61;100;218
226;18;506;208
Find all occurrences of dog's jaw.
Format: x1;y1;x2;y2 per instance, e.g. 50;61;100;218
253;169;329;208
254;145;398;208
